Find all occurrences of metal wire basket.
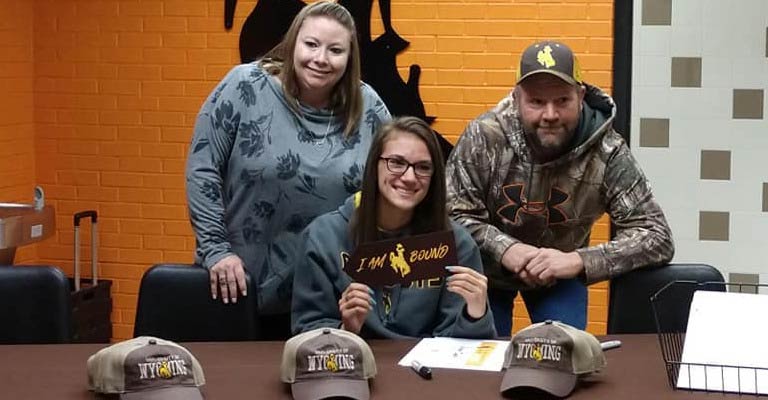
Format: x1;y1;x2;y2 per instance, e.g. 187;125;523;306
651;280;768;396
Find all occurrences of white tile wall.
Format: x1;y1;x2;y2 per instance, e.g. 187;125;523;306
663;207;699;240
637;56;671;86
696;182;738;210
671;0;703;26
760;274;768;294
669;118;731;149
700;57;733;88
670;26;703;55
671;88;731;119
732;149;768;185
636;27;671;56
633;0;768;278
633;86;675;116
732;59;768;89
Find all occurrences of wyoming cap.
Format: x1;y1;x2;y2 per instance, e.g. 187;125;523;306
87;336;205;400
516;40;583;86
500;320;606;398
281;328;377;400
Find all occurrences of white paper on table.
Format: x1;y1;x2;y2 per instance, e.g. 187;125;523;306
397;337;509;371
677;290;768;394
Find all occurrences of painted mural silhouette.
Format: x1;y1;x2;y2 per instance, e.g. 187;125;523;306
227;0;453;158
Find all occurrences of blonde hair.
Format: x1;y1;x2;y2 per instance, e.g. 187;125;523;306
261;1;362;137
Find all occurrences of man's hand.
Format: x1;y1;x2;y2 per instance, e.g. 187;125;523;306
339;283;374;334
501;243;541;287
209;255;248;304
524;249;584;285
445;266;488;319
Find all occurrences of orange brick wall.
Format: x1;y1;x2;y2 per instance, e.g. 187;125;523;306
0;1;37;262
14;0;612;340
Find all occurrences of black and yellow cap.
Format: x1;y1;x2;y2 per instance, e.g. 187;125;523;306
516;40;583;86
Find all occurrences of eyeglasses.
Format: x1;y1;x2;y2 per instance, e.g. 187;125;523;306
379;157;434;178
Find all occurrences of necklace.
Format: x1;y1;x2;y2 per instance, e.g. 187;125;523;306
315;109;334;146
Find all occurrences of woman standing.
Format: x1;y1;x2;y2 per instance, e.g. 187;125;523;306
292;117;495;339
186;1;390;339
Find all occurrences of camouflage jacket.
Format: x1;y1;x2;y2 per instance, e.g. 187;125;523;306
446;84;674;291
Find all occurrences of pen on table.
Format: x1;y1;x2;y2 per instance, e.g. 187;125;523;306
600;340;622;351
411;360;432;380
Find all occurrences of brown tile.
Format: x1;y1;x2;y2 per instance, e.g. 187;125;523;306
642;0;672;26
671;57;702;88
763;183;768;212
732;89;764;119
700;150;730;180
699;211;729;241
728;273;759;294
639;118;669;147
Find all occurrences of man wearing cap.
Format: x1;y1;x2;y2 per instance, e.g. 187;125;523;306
446;40;674;335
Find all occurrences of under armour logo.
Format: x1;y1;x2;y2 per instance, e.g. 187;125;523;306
496;184;570;225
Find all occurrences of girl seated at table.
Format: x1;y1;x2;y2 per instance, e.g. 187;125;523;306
292;116;496;339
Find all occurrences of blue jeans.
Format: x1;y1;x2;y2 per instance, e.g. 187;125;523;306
488;278;588;337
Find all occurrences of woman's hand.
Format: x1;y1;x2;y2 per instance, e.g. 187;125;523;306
209;255;247;304
445;266;488;319
339;283;375;334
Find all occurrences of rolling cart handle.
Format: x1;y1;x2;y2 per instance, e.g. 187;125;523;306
73;210;98;291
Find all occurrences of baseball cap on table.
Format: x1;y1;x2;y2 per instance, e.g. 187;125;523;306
281;327;377;400
87;336;205;400
517;40;583;86
500;320;606;398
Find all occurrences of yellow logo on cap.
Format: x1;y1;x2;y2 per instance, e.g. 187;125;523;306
537;45;556;69
326;353;339;372
532;345;543;361
573;56;582;83
158;361;172;379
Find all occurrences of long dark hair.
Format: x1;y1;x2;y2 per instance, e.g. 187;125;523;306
351;116;448;245
261;1;362;137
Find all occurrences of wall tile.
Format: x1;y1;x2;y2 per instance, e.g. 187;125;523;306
732;57;768;88
674;88;731;119
732;89;764;119
671;26;703;56
642;0;672;26
671;0;703;26
700;57;732;88
700;150;731;180
637;28;671;56
728;273;759;294
671;57;702;87
763;183;768;212
639;118;669;147
637;56;671;86
699;211;730;241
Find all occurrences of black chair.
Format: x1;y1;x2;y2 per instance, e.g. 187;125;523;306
607;263;725;334
133;264;258;341
0;265;73;344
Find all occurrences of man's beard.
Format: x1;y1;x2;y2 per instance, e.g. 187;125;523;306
523;124;576;162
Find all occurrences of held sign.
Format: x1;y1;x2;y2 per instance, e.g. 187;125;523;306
344;230;457;287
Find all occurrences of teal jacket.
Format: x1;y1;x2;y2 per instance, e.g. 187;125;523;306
292;196;497;339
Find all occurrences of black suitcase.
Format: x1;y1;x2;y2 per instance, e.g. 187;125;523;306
68;210;112;343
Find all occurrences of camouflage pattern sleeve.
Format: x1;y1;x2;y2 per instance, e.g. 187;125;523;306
446;118;519;272
576;135;675;283
185;67;243;269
